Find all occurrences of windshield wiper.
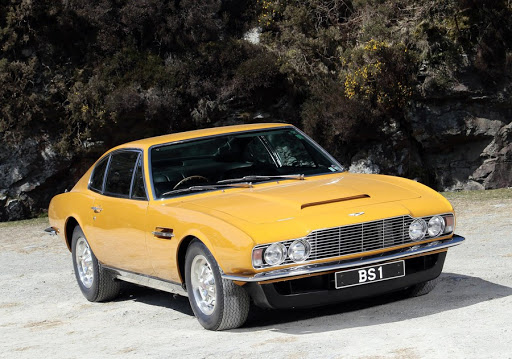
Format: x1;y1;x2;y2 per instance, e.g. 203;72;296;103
217;174;305;184
161;183;253;197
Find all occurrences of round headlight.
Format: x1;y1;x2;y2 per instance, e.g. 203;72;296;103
264;243;287;266
409;219;427;241
428;215;445;237
288;239;311;262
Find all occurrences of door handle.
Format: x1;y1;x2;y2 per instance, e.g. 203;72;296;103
91;206;103;213
152;227;174;239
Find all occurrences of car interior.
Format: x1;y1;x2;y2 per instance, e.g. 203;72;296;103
150;129;336;198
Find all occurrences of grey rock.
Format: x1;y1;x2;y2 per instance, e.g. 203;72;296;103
0;135;75;221
349;158;380;174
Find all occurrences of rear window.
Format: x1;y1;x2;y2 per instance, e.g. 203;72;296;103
89;156;109;192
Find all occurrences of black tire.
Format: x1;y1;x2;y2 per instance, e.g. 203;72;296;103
185;240;250;331
71;226;120;302
408;277;440;297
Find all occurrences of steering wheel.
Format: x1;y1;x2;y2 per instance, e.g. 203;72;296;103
173;175;209;189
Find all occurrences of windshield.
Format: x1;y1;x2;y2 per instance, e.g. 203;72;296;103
150;127;343;198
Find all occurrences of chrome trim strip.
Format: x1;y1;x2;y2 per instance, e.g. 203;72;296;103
105;266;188;297
223;235;465;283
151;231;175;238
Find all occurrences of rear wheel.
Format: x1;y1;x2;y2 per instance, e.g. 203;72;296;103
71;226;120;302
185;240;250;330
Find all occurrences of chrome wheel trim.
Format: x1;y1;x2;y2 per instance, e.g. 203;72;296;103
75;237;94;288
190;255;216;315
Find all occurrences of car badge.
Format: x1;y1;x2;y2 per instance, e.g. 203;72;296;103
348;212;365;217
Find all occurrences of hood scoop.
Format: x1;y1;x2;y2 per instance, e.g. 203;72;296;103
301;194;370;209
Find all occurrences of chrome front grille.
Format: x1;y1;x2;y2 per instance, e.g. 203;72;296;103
255;215;443;268
307;216;415;261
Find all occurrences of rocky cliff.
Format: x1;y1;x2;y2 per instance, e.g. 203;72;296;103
2;80;510;221
349;80;512;191
1;0;511;220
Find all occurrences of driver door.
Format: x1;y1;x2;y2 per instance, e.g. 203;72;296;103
89;150;152;275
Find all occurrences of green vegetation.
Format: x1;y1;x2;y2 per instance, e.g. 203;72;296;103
1;0;511;167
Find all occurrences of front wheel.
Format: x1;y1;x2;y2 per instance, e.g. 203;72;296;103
71;226;120;302
185;240;250;330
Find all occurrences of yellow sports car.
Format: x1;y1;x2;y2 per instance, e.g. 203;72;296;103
47;123;465;330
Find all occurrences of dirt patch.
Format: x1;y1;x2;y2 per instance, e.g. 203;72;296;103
1;190;511;358
24;320;64;331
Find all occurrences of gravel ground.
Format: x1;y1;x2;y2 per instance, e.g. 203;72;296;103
1;191;511;359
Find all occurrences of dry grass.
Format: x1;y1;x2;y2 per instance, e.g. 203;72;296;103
442;188;512;201
0;216;48;229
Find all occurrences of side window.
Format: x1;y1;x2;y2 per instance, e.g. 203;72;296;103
89;156;109;193
104;151;139;197
131;156;147;200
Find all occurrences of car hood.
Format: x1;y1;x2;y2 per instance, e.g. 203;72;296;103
174;173;421;225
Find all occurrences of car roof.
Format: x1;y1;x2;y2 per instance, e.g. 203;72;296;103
114;123;294;150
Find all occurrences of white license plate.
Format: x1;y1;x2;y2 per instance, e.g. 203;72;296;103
335;260;405;289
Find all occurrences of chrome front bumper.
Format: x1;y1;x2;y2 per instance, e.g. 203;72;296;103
222;235;465;283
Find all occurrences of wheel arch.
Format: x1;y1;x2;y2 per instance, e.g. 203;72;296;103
64;216;80;252
176;231;219;285
176;235;197;284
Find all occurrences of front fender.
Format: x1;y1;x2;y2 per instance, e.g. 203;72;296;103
146;202;256;282
178;222;255;275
